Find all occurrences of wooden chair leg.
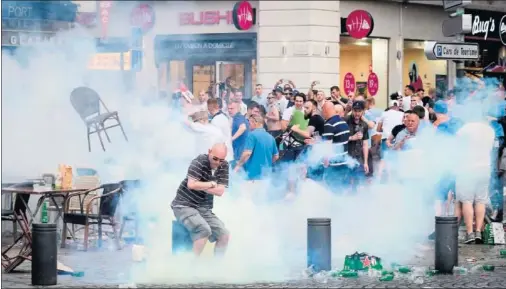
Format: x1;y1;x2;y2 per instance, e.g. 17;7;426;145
95;124;106;151
111;218;122;250
119;219;126;240
83;222;89;251
61;222;68;248
134;218;139;243
98;221;103;248
12;219;17;241
117;118;128;141
101;122;111;143
87;126;92;152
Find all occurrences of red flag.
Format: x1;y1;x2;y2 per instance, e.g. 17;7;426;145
179;83;194;103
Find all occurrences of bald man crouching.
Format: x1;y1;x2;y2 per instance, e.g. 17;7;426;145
171;143;230;256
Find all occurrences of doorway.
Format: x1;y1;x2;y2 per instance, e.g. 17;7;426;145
154;32;257;100
186;60;250;98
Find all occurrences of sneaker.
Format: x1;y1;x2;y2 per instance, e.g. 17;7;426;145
475;231;483;244
428;231;436;241
464;232;475;244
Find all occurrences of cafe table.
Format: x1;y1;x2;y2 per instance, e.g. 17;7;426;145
1;186;86;273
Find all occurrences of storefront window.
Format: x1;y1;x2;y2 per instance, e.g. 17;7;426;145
340;36;389;107
193;64;215;95
157;59;255;98
403;40;447;93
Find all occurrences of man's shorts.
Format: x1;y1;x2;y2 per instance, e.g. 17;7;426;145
323;165;350;193
172;206;229;242
455;176;489;205
435;175;455;201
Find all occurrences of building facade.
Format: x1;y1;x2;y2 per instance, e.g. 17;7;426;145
11;1;503;108
134;0;455;108
1;1;78;54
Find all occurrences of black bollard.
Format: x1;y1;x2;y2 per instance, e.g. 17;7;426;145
32;223;57;286
307;218;331;272
434;216;458;274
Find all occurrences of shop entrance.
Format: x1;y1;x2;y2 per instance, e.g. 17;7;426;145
187;60;250;98
155;33;257;99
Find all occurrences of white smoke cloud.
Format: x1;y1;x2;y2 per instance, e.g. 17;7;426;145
2;3;503;286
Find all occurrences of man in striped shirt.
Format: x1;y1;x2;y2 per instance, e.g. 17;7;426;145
321;101;351;192
171;143;230;256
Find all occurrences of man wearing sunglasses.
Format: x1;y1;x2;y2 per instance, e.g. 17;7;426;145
171;143;230;256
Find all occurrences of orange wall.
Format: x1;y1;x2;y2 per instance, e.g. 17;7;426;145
340;47;372;92
403;48;447;91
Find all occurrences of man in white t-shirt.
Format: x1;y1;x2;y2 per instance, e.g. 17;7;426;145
455;121;495;244
207;98;233;161
187;111;225;157
251;84;267;109
281;93;306;130
402;85;415;111
377;100;404;142
376;99;405;179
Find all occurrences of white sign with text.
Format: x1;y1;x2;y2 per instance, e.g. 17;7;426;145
424;41;479;60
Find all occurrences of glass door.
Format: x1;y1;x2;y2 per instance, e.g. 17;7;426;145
184;60;252;100
190;62;216;97
216;61;246;98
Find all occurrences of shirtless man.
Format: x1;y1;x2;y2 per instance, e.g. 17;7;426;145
265;92;283;147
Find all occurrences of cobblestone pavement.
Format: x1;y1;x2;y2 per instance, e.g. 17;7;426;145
2;240;505;288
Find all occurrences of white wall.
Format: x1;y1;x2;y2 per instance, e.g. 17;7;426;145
257;1;340;93
340;1;453;105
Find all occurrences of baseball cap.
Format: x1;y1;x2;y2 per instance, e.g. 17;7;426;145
273;86;283;93
352;100;365;110
433;100;448;114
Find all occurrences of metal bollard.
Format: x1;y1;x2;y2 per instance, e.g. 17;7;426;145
307;218;331;272
32;223;57;285
435;216;458;274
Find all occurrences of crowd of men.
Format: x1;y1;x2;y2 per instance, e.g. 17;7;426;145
171;78;506;255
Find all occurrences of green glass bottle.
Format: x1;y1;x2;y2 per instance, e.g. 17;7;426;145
482;265;495;272
339;270;358;278
371;256;383;270
379;274;394;281
41;201;49;224
343;254;352;271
